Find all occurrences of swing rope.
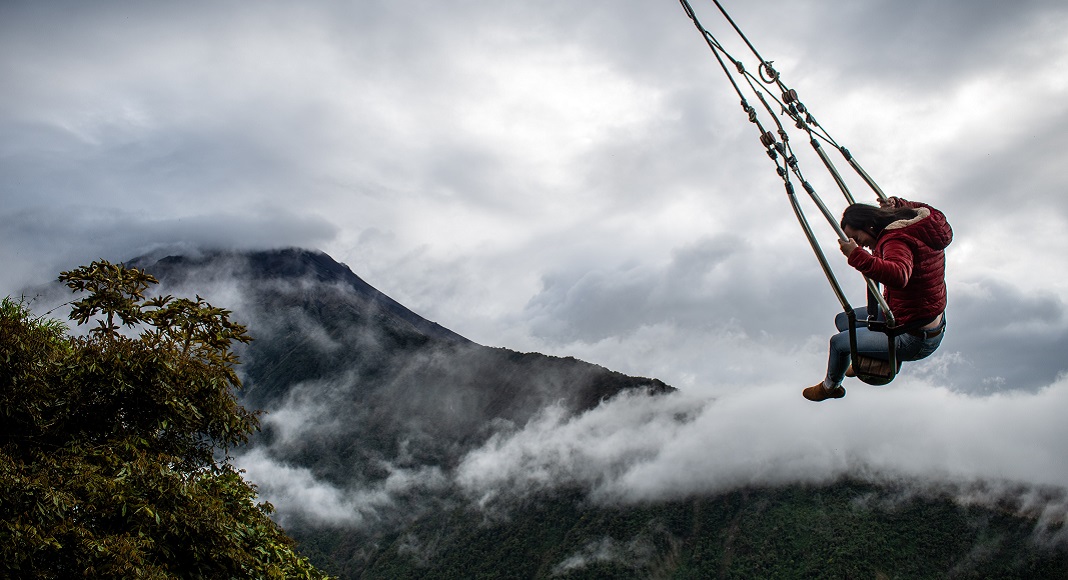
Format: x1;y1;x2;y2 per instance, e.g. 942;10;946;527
678;0;904;383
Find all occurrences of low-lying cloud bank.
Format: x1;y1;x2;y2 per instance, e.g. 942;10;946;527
237;373;1068;537
456;377;1068;503
239;447;449;528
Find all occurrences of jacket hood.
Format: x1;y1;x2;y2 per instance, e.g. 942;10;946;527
884;206;953;250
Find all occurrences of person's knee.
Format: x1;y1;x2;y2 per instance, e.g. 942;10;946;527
829;332;850;354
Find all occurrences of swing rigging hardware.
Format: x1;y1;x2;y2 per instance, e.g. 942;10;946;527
677;0;927;385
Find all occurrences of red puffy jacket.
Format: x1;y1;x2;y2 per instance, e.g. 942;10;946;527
846;199;953;327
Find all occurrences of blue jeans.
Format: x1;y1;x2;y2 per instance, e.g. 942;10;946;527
826;308;946;387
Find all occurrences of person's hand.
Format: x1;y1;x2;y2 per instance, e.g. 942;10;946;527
839;237;859;257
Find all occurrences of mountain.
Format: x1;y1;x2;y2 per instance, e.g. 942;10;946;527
135;248;1068;579
137;248;671;492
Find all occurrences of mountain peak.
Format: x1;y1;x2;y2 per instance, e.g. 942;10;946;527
139;247;473;346
133;244;670;411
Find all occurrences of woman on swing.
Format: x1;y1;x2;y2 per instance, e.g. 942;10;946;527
804;196;953;402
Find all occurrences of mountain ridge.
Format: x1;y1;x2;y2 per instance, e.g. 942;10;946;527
134;247;672;477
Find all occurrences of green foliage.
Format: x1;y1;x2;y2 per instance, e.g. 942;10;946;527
304;482;1068;579
1;261;332;579
59;260;158;337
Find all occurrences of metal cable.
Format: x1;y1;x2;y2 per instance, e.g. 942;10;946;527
689;0;886;203
677;0;897;332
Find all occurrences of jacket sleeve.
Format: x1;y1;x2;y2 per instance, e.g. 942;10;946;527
847;237;914;289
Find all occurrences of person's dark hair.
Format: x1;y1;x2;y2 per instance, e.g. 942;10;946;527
840;203;919;235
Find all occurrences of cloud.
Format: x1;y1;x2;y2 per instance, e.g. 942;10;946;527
523;232;840;344
0;207;338;299
553;535;658;576
237;447;449;528
5;0;1068;395
937;279;1068;392
454;377;1068;517
241;369;1068;530
455;392;706;507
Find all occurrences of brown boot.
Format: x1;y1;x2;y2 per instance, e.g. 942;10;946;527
803;382;846;402
845;365;855;378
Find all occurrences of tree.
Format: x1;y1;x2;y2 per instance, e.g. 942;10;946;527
1;260;332;579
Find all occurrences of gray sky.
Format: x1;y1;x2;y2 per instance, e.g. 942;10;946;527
4;2;1068;395
6;0;1068;529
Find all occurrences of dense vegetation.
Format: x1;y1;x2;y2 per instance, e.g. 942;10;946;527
0;261;331;578
297;481;1068;579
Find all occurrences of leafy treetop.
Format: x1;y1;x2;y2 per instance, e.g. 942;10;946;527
1;260;333;579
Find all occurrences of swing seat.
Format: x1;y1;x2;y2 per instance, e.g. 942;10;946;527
853;355;902;386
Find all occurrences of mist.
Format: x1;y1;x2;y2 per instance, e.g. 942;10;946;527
230;308;1068;538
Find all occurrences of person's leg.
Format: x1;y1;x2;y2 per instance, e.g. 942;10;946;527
834;307;870;333
826;326;890;387
813;312;948;402
807;309;883;401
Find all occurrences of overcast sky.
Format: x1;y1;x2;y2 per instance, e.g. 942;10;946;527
3;0;1067;397
6;1;1068;532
